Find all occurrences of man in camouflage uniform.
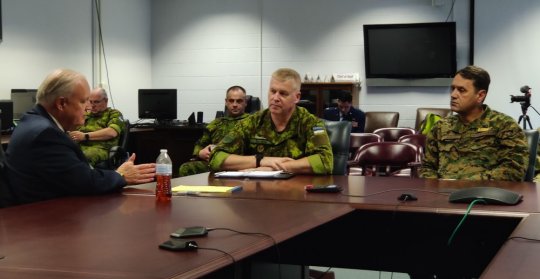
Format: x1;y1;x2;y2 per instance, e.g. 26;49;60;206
68;88;124;167
178;86;249;176
209;68;333;174
420;65;528;181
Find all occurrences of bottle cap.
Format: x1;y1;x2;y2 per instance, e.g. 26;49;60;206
160;149;168;153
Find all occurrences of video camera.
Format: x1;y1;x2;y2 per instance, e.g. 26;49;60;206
510;85;532;105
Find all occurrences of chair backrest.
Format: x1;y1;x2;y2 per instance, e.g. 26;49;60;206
355;142;419;176
415;107;452;131
245;95;261;113
398;133;427;161
324;120;352;175
118;119;130;150
373;127;416;142
364;111;399;133
349;133;381;160
523;129;539;182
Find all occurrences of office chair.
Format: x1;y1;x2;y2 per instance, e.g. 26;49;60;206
364;111;399;133
398;134;427;158
523;129;539;182
96;119;131;170
350;142;420;177
348;133;382;175
217;95;262;118
324;120;352;175
415;107;452;131
373;127;416;142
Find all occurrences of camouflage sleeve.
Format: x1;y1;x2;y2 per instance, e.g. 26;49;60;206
304;118;333;174
208;117;252;171
192;123;214;156
108;110;124;135
419;121;440;179
486;122;528;181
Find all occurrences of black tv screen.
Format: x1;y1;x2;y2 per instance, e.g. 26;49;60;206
138;89;177;120
363;22;457;79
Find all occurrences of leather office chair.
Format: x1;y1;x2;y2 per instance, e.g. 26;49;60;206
523;129;539;182
349;133;382;160
373;127;416;142
398;134;427;158
324;120;352;175
96;119;130;170
415;107;452;131
364;111;399;133
351;142;420;177
348;133;382;175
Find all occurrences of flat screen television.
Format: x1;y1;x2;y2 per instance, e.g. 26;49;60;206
11;89;37;120
138;89;177;121
363;22;457;79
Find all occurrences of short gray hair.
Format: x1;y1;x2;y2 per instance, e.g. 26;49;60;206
36;69;87;106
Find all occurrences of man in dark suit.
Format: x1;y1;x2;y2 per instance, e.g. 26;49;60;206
1;69;155;207
323;93;365;133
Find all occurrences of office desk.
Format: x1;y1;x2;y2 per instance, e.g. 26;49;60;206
0;194;352;279
128;174;540;278
128;126;204;176
1;134;10;147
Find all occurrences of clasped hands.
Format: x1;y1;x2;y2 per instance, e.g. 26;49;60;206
241;156;294;172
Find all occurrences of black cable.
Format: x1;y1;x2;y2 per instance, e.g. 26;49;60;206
507;236;540;242
445;0;457;22
93;0;116;109
196;246;236;265
207;227;281;279
341;188;450;198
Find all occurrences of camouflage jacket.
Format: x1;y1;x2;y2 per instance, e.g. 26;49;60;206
79;108;124;151
209;107;333;174
420;105;528;181
192;113;249;156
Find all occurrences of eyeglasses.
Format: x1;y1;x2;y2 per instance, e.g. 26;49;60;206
226;98;245;104
89;99;105;105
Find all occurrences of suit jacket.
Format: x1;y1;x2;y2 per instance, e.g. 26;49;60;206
2;105;126;206
323;106;366;133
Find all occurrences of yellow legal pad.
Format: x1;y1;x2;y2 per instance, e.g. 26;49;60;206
172;185;242;194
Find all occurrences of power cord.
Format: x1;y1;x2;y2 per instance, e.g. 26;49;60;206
207;227;282;279
447;198;486;246
93;0;116;109
341;188;450;198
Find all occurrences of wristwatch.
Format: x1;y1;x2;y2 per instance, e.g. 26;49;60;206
255;153;264;168
84;133;90;141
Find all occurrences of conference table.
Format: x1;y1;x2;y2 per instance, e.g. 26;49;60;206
1;174;539;279
125;174;540;279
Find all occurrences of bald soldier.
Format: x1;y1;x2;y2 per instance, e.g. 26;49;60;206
209;68;333;174
69;88;124;167
420;65;528;181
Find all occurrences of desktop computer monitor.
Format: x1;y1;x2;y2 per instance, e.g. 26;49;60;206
0;100;14;131
138;89;178;121
11;89;37;120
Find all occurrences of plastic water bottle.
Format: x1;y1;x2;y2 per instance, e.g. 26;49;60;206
155;149;172;202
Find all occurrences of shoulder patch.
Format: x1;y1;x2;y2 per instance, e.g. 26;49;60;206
313;126;325;134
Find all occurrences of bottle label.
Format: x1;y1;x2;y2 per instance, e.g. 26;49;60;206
156;163;172;175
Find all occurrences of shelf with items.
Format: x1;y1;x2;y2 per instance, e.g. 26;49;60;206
299;82;360;117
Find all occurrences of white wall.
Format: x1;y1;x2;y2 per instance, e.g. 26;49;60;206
475;0;540;129
0;0;93;94
0;0;151;122
95;0;152;121
151;0;470;126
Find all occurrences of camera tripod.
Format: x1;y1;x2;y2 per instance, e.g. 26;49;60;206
518;103;540;130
